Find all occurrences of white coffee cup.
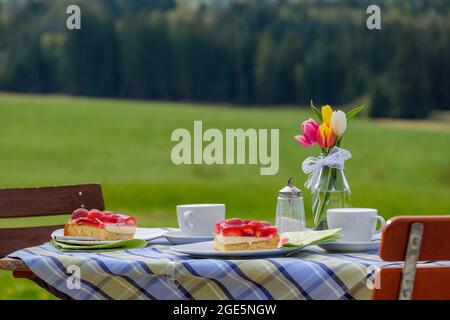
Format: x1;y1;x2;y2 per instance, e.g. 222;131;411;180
176;204;225;236
327;208;385;242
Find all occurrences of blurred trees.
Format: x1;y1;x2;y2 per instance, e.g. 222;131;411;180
64;3;120;96
0;0;448;118
120;11;173;99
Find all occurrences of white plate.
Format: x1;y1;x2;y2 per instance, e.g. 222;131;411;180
164;231;213;245
53;237;121;245
318;240;380;252
170;241;302;258
51;228;168;245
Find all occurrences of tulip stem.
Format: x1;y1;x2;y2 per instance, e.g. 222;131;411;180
313;165;334;229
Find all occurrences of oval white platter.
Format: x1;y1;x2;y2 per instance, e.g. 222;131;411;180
170;241;302;258
51;228;168;245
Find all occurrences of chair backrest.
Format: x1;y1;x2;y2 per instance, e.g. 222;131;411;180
372;215;450;300
0;184;104;257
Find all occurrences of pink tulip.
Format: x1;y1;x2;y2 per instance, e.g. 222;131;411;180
294;118;319;147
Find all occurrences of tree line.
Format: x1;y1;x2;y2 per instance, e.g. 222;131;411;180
0;0;449;118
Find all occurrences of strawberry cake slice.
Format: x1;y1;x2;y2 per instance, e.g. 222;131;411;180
64;208;137;240
214;218;279;251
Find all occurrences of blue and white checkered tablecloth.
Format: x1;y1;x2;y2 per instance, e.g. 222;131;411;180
9;228;445;300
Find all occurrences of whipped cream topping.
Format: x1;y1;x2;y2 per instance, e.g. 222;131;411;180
104;224;136;234
215;234;273;245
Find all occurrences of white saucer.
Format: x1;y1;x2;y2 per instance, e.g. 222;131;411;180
170;241;302;258
163;231;213;245
318;240;380;252
51;228;168;245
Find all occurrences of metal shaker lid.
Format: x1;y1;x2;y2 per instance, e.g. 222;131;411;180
279;177;302;197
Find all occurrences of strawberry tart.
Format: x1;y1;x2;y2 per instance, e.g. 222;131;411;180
64;208;137;240
214;218;279;251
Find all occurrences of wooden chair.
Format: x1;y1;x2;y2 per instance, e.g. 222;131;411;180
0;184;105;299
0;184;105;257
372;216;450;300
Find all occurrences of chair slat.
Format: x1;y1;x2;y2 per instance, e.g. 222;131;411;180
0;225;63;257
0;184;104;218
379;216;450;261
372;266;450;300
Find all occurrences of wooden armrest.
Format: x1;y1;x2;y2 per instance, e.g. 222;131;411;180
0;257;29;272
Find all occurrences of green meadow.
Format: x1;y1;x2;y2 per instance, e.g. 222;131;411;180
0;93;449;299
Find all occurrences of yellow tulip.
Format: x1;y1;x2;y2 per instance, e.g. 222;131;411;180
321;105;333;123
317;120;335;149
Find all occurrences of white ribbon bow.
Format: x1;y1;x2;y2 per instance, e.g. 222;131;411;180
301;147;352;190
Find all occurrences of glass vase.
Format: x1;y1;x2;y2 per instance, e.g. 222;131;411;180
311;166;351;230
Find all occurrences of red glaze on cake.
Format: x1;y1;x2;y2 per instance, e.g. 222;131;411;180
214;218;279;251
64;208;137;240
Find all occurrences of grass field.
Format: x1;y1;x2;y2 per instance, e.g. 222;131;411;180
0;93;449;299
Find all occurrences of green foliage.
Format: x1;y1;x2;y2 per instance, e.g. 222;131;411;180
346;105;365;121
369;75;393;118
310;100;322;122
64;2;120;96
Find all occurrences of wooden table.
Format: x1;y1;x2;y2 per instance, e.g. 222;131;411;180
0;256;70;299
0;257;29;272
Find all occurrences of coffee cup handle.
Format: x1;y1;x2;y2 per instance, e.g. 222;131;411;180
183;210;194;229
373;215;386;234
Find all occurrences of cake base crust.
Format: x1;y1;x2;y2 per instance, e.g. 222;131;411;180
214;234;279;251
64;224;135;240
